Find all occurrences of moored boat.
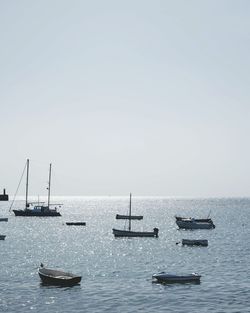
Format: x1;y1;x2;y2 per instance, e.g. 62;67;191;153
12;160;62;217
38;264;81;286
116;214;143;220
66;222;86;226
176;218;215;229
152;272;201;283
175;216;213;223
182;239;208;246
0;218;8;222
0;235;6;240
113;228;159;238
113;193;159;238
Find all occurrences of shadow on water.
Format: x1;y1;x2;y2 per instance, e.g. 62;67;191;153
40;282;82;289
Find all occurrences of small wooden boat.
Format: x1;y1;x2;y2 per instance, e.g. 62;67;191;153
0;235;6;240
182;239;208;246
0;218;8;222
116;214;143;220
66;222;86;226
38;264;81;286
152;272;201;283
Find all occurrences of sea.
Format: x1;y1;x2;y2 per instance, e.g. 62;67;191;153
0;197;250;313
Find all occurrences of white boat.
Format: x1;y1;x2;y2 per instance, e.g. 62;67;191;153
11;160;62;217
152;272;201;283
0;218;8;222
182;239;208;246
0;235;6;240
112;193;159;238
176;218;215;229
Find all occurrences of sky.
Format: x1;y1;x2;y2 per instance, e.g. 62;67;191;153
0;0;250;197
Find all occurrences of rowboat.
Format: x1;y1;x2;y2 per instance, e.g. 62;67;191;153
0;235;6;240
152;272;201;283
38;264;81;286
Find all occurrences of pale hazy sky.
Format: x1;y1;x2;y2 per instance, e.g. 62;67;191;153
1;0;250;197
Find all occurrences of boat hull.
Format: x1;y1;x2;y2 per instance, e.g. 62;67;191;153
0;235;6;240
116;214;143;220
176;220;215;229
66;222;86;226
39;268;81;286
13;210;61;217
182;239;208;246
152;272;201;283
112;228;158;238
0;218;8;222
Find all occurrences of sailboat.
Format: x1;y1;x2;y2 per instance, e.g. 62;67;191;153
12;159;61;217
112;193;159;238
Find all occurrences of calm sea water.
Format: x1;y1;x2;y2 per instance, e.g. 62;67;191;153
0;197;250;313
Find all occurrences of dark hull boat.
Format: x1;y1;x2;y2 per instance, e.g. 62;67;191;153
182;239;208;246
0;235;6;240
116;214;143;220
66;222;86;226
0;189;8;201
39;265;81;286
13;209;61;217
113;193;159;238
11;160;62;217
0;218;8;222
113;228;158;238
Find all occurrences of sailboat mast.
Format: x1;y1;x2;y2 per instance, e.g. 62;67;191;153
47;163;52;208
25;159;29;209
129;193;132;231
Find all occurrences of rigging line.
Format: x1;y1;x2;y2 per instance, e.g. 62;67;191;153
9;161;27;212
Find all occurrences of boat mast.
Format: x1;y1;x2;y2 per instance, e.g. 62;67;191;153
129;193;132;231
25;159;29;209
47;163;52;208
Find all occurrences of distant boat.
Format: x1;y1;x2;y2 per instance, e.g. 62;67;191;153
116;214;143;220
112;193;159;238
12;159;61;217
175;216;213;223
38;264;81;286
176;218;215;230
152;272;201;283
0;218;8;222
66;222;86;226
0;235;6;240
181;239;208;246
0;188;8;201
